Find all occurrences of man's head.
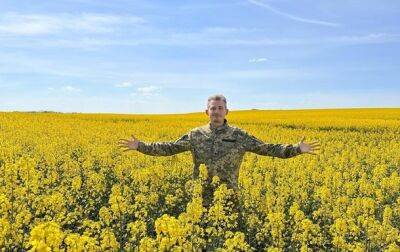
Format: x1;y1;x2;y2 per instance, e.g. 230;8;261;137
205;94;229;126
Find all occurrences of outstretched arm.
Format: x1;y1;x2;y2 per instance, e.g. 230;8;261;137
117;133;191;156
241;130;320;158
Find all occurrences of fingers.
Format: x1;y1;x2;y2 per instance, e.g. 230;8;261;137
308;141;320;147
310;143;321;149
117;140;130;149
117;135;136;145
117;135;138;153
118;144;128;149
300;137;321;146
307;147;321;155
118;137;135;144
117;140;129;145
299;138;321;155
118;134;137;141
307;149;319;154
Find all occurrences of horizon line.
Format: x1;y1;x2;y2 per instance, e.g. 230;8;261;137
1;106;399;116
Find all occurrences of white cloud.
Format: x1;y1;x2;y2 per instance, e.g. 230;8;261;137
130;85;162;98
137;85;161;93
11;31;398;50
249;58;268;63
247;0;341;27
46;85;82;94
115;81;133;88
202;27;241;34
62;85;81;92
0;12;145;36
1;13;398;50
0;19;57;35
331;33;400;44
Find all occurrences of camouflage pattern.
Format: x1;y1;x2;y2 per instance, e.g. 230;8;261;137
137;119;302;206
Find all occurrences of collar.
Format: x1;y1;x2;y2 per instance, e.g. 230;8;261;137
208;119;228;132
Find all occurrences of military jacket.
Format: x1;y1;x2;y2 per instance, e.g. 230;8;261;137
137;119;302;191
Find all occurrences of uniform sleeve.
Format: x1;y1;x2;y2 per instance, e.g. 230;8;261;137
240;130;302;159
136;133;191;156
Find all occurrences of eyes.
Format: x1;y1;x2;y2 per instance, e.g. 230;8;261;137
210;106;224;111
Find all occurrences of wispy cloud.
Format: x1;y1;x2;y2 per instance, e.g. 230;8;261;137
130;85;162;97
331;33;400;44
247;0;341;27
249;57;268;63
115;81;133;88
3;23;397;50
62;85;81;92
46;85;82;93
137;85;161;93
23;32;400;49
0;11;397;50
0;12;145;36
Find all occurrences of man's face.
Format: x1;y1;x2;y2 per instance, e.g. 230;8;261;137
205;99;229;125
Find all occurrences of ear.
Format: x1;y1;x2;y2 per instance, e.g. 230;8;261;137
226;109;229;115
205;109;209;116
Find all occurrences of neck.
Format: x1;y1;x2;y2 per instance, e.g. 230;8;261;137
210;119;226;128
211;122;223;128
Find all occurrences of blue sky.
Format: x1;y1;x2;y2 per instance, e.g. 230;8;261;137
0;0;399;113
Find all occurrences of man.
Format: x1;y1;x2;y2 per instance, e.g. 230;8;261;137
118;94;320;207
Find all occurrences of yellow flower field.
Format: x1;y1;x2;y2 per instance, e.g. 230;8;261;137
0;108;399;251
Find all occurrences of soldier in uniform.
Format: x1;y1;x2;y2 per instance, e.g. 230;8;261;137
118;94;320;211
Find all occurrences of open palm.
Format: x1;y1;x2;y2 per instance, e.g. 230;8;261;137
298;137;320;155
117;134;140;152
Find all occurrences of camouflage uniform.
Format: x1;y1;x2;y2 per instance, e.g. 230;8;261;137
137;119;302;207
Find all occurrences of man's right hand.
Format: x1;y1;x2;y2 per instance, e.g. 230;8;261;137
118;134;140;152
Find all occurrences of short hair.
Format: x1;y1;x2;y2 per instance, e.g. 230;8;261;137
207;94;227;108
